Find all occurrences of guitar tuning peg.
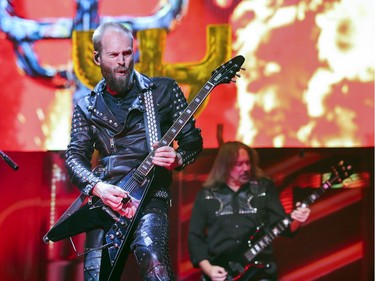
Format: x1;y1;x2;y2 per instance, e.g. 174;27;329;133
241;67;246;71
236;73;241;78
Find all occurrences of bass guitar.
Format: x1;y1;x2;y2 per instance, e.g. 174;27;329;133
43;55;246;281
206;160;353;281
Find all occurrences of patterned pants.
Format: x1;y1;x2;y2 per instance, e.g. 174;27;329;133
83;203;174;281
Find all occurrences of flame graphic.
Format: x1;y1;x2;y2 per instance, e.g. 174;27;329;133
231;0;374;147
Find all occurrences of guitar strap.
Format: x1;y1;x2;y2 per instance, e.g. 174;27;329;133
140;86;161;151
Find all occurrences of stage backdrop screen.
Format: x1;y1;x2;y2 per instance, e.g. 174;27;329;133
0;0;373;151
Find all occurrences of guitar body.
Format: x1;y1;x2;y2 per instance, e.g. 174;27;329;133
45;168;154;280
202;261;264;281
206;231;272;281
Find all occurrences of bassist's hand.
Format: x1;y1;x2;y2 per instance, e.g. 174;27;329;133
291;202;311;223
290;202;311;232
199;260;228;281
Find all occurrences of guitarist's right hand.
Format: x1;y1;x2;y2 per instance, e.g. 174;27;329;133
92;182;135;217
199;260;228;281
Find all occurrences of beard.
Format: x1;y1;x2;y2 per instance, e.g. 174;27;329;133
238;173;250;185
235;170;251;185
102;61;135;95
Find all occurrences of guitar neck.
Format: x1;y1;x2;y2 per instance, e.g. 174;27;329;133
243;174;338;262
244;216;292;262
133;80;217;182
130;54;246;184
301;173;339;207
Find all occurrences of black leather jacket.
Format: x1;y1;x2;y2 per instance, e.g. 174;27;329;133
66;70;203;196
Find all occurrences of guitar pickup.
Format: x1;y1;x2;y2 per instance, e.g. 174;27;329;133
102;206;121;221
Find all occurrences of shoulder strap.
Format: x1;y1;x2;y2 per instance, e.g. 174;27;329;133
140;87;161;152
134;70;162;152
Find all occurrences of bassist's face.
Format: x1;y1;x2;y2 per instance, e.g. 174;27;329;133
227;148;251;189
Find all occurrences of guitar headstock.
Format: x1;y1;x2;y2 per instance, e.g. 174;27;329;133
328;160;353;185
211;55;245;86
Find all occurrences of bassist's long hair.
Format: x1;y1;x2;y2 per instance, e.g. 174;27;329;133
203;141;266;188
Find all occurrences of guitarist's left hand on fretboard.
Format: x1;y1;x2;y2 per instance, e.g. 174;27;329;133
290;202;311;223
151;143;181;170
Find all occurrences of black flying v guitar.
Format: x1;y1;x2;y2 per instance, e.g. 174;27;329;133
206;160;353;281
43;55;246;281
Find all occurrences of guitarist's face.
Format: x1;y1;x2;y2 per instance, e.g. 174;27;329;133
97;28;135;95
227;148;251;188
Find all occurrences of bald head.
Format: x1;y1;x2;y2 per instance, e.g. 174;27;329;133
92;22;134;53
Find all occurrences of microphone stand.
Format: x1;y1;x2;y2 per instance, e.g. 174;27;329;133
0;150;19;171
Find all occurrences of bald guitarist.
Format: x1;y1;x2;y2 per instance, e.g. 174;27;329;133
66;22;203;281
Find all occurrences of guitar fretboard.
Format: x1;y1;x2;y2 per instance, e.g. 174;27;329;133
130;55;246;183
244;174;340;262
132;81;215;183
